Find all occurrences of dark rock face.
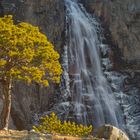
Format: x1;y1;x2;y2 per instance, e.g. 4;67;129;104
11;82;57;130
80;0;140;69
0;0;64;51
0;0;64;130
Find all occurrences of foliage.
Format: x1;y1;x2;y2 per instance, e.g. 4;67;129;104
0;15;62;86
33;112;93;137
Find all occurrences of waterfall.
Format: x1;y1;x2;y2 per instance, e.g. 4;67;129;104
50;0;124;129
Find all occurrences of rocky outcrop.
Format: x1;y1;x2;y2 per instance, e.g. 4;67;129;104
0;0;65;130
80;0;140;69
0;130;97;140
0;130;57;140
0;126;129;140
95;125;129;140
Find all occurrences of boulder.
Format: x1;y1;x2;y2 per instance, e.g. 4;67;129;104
95;125;129;140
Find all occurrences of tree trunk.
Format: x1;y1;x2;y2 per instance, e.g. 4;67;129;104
1;78;12;130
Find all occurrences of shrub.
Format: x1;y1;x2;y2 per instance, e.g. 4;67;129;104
33;112;93;137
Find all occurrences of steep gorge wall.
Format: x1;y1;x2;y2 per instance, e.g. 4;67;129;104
80;0;140;70
0;0;65;130
79;1;140;139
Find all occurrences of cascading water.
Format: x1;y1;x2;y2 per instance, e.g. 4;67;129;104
50;0;125;130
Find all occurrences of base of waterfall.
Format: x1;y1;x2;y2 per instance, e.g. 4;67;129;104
0;125;129;140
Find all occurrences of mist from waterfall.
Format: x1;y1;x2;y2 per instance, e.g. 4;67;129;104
50;0;125;129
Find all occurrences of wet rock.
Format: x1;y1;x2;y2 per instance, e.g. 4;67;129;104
99;38;140;140
104;71;140;140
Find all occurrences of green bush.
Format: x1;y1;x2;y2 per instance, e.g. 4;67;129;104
33;112;93;137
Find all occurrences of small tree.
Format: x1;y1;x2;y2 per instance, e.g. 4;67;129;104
0;15;62;130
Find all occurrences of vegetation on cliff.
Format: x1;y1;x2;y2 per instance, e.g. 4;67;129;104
33;112;93;137
0;15;62;130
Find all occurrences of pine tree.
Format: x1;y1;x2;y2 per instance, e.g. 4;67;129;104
0;15;62;129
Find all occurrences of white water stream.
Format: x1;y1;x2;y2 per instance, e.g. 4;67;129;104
53;0;125;129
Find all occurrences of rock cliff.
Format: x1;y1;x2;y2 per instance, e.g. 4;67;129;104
80;0;140;69
0;0;65;130
78;1;140;139
0;2;140;139
0;0;64;50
